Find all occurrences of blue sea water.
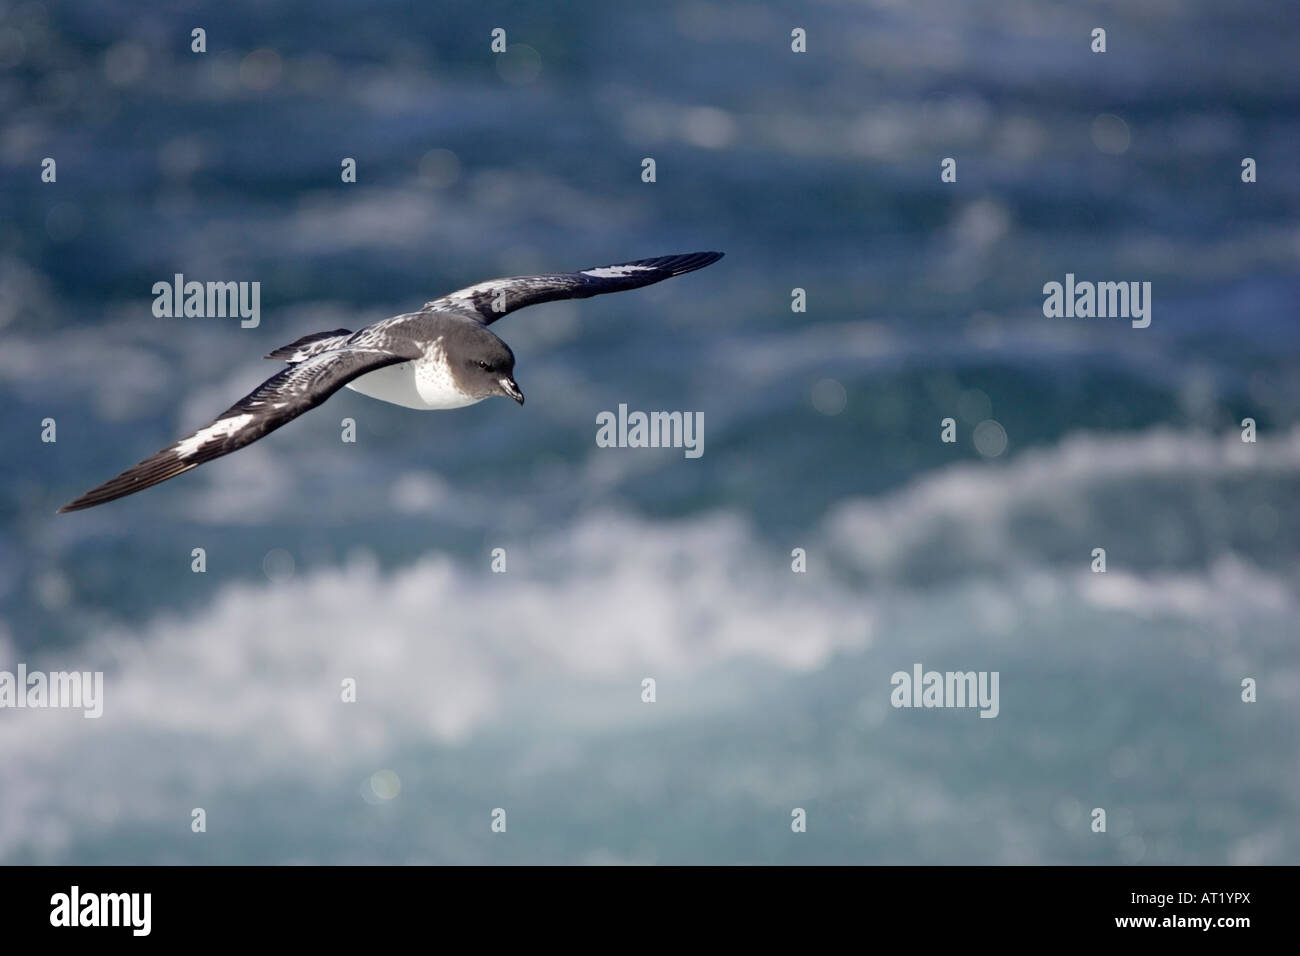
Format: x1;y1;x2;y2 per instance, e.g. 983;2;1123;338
0;0;1298;863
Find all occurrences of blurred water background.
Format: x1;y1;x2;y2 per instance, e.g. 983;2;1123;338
0;0;1297;863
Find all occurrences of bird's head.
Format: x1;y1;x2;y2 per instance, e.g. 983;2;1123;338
453;325;524;405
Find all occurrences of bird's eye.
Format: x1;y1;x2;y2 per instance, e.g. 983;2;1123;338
477;360;490;370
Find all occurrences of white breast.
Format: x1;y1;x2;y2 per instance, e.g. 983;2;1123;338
346;343;481;410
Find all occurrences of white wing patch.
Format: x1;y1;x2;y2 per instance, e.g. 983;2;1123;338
174;414;255;458
581;265;655;278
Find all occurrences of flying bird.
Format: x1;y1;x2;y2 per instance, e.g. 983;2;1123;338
58;251;723;513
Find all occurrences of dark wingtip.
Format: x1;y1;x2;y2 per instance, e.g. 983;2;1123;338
661;250;724;275
619;251;724;273
57;494;96;514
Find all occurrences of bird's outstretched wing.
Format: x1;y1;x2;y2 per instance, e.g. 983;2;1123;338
420;251;724;326
58;347;415;513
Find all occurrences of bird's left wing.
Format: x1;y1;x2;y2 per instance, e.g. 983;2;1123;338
58;346;414;513
420;251;724;326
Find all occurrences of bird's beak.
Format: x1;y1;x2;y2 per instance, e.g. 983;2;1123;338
499;376;525;405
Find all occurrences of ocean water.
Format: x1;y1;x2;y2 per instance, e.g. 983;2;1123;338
1;0;1298;864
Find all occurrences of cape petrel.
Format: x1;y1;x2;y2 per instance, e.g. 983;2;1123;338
58;251;723;512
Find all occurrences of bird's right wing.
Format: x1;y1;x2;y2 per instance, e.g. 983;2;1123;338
420;251;724;326
58;346;415;513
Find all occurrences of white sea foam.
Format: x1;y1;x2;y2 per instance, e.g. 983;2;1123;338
3;425;1298;862
827;425;1300;577
0;511;873;858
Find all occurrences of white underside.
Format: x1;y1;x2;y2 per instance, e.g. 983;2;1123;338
346;360;481;410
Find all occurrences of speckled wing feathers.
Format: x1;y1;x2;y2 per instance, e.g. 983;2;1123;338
58;347;415;512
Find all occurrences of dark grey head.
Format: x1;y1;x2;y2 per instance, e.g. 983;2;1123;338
446;322;524;404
